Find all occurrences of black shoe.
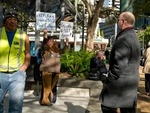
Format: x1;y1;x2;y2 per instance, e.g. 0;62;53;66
52;94;57;103
40;102;53;106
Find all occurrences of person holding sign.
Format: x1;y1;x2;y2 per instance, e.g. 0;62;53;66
39;29;69;106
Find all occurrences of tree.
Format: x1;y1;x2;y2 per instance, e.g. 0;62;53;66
133;0;150;17
82;0;104;51
138;27;150;48
81;0;119;51
2;0;120;51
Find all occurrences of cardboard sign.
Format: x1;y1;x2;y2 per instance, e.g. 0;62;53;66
36;12;56;31
60;21;73;39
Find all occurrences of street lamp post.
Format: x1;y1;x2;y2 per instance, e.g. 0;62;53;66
35;0;41;50
74;0;78;51
81;4;85;50
34;0;41;96
60;2;65;49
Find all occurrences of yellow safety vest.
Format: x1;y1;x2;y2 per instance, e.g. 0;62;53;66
0;27;26;72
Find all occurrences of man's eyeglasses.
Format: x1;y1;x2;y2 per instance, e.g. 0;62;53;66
118;18;126;22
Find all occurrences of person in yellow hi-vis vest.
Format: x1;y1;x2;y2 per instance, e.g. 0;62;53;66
0;11;30;113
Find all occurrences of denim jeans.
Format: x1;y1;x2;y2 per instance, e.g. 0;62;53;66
0;70;26;113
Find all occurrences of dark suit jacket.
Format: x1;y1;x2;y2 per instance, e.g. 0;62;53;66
100;27;141;108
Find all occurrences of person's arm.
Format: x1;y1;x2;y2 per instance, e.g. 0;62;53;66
60;37;70;54
65;37;69;46
20;34;31;71
43;29;48;38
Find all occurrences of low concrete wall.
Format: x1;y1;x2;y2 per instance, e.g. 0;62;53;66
57;78;103;113
25;77;103;112
58;78;103;98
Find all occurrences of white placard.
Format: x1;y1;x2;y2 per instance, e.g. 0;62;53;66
60;21;73;39
36;12;56;31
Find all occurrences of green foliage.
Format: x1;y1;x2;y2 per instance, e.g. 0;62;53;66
138;30;144;42
133;0;150;18
138;27;150;47
60;49;94;78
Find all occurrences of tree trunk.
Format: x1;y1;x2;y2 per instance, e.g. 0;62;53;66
84;0;104;51
85;22;96;51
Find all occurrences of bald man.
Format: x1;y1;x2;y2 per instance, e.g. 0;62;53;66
99;12;141;113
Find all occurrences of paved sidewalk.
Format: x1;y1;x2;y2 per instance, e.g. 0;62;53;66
3;66;150;113
137;66;150;113
4;89;90;113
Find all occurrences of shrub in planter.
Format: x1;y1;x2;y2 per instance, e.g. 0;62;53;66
60;50;94;78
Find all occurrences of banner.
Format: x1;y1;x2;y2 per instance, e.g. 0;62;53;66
36;12;56;31
60;21;73;39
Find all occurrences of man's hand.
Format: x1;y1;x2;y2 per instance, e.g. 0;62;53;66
100;73;108;83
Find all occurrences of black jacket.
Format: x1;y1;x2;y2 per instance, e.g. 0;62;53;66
100;27;141;108
90;56;107;75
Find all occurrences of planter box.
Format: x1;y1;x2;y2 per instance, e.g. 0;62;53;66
58;77;103;98
57;77;103;112
25;76;103;112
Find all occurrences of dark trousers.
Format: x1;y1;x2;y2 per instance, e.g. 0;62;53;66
101;102;136;113
145;73;150;93
40;72;59;104
52;73;58;103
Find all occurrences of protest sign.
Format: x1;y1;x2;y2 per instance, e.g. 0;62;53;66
36;12;56;31
60;21;73;39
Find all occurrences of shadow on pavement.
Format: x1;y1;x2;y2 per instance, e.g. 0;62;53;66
64;102;90;113
137;94;150;103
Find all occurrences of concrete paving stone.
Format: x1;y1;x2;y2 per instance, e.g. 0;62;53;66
57;87;89;98
4;66;149;113
4;90;90;113
23;92;90;113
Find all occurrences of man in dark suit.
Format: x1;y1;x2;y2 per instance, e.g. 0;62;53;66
100;12;141;113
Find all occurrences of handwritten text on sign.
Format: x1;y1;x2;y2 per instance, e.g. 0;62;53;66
36;12;56;31
60;21;73;39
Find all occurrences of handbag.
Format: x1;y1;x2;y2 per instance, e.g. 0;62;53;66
40;52;61;73
88;71;100;80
